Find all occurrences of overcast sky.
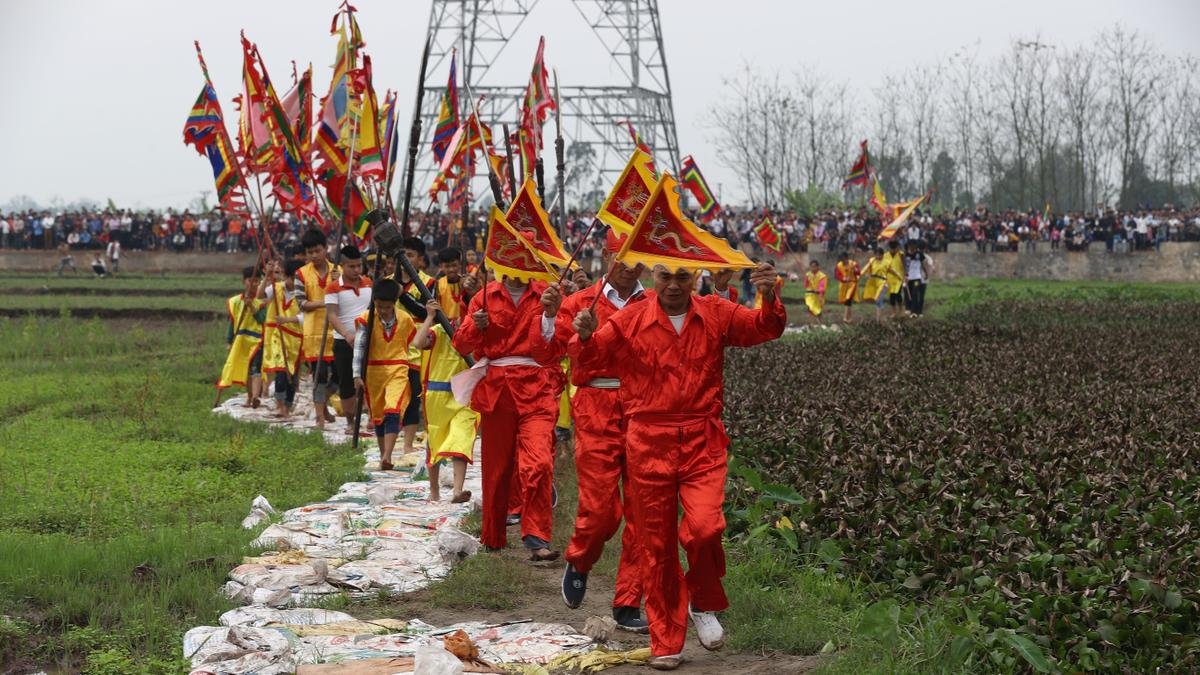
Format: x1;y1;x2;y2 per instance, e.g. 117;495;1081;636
1;0;1196;210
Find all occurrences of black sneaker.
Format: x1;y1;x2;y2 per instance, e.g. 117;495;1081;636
506;512;521;526
613;605;650;634
561;563;588;608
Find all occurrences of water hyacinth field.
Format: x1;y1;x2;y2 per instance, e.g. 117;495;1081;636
723;293;1200;672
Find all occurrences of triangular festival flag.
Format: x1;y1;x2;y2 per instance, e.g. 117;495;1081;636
615;173;754;272
484;206;557;283
504;179;570;268
597;148;657;235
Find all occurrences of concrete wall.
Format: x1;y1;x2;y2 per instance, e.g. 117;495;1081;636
5;243;1200;282
784;242;1200;283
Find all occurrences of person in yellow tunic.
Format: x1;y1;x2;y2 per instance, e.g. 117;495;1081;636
834;252;861;324
803;260;828;324
217;266;267;406
260;258;304;417
353;279;437;471
881;240;906;320
858;246;888;322
419;320;479;503
432;247;470;321
295;229;340;429
396;238;436;456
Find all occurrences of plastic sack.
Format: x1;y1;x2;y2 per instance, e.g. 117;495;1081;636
413;643;464;675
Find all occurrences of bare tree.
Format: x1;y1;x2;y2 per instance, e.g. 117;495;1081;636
902;63;943;192
1103;25;1160;207
948;42;982;205
1152;56;1197;203
1057;45;1100;210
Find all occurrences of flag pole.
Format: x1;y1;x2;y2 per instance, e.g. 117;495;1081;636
196;39;279;407
353;32;438;446
551;68;566;241
502;123;518;199
314;5;362;414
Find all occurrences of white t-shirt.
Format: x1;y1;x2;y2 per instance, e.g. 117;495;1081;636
324;280;373;341
668;313;685;334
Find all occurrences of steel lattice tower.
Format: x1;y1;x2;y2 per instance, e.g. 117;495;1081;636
411;0;681;211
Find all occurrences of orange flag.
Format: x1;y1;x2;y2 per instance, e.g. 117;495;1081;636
597;148;657;235
615;172;754;272
485;206;557;283
504;178;570;267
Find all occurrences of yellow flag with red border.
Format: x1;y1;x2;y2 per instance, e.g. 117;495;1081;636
615;172;754;272
597;148;657;235
484;206;557;283
504;179;570;267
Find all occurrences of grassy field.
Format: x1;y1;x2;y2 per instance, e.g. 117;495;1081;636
0;272;239;293
0;313;365;673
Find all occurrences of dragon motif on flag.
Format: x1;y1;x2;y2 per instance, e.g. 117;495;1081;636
493;233;542;270
645;205;702;255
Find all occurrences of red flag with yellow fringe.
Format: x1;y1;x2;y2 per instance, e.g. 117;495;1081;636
505;179;570;267
484;206;557;283
614;173;754;272
597;148;657;235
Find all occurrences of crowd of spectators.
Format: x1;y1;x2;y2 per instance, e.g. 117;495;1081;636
708;205;1200;256
2;203;1198;260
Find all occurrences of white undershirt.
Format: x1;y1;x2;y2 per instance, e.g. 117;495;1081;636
668;313;686;334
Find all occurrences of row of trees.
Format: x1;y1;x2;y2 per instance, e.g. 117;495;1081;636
707;25;1199;213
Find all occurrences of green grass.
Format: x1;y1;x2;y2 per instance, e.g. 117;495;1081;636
0;272;238;292
723;546;966;674
0;315;365;672
0;294;229;313
429;555;537;611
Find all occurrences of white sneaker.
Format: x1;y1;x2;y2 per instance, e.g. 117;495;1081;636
688;605;725;650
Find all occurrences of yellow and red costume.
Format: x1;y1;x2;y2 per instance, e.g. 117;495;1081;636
452;280;565;549
859;256;887;302
422;325;478;465
803;270;827;316
262;282;301;376
217;293;264;389
568;291;786;658
296;262;337;363
433;276;468;322
552;282;648;609
354;310;418;425
835;260;860;306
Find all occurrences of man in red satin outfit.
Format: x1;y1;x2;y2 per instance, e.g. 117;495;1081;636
553;230;649;633
569;262;784;671
452;274;565;562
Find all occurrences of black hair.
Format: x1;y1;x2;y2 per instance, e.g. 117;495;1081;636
437;247;462;264
838;251;849;260
888;240;900;249
284;259;305;276
301;228;327;249
340;245;361;260
873;247;883;255
241;266;258;280
373;278;401;302
402;237;426;255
